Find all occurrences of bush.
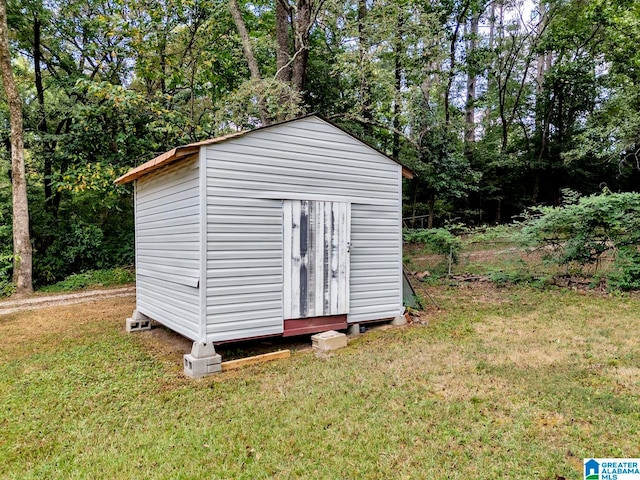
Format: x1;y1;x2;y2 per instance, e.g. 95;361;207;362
608;247;640;291
35;217;106;285
464;223;524;244
0;252;14;297
38;267;135;293
523;192;640;264
29;189;135;286
404;228;462;263
0;187;12;297
523;191;640;289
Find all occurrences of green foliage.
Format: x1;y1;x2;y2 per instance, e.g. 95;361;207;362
404;227;462;263
0;0;639;293
211;79;305;130
29;189;134;286
463;223;524;245
488;269;533;287
38;267;135;292
34;217;105;285
0;254;14;297
410;111;481;204
523;192;640;266
608;247;640;291
523;192;640;289
487;269;552;289
0;164;12;297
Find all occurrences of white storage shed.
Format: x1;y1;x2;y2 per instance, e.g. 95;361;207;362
116;115;413;372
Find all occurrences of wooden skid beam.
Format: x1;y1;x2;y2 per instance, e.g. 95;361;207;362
221;350;291;371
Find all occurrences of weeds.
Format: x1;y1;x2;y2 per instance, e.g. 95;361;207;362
37;267;135;293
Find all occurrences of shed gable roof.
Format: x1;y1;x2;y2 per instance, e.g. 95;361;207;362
115;114;414;185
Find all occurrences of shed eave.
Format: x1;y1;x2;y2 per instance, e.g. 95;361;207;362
114;129;250;185
401;166;414;180
115;146;200;185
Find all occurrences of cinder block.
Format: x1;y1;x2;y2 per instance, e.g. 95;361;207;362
183;353;222;378
190;341;216;359
132;310;150;322
311;330;348;352
347;323;361;337
126;317;151;333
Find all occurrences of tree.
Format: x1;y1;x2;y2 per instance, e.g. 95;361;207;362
0;0;32;293
228;0;270;124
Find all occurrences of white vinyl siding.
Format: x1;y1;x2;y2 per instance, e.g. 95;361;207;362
205;116;402;340
349;203;402;322
135;157;201;341
206;119;398;206
205;196;284;342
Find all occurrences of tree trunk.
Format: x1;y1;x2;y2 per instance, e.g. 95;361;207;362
445;1;470;125
488;3;495;50
358;0;372;136
229;0;262;81
535;0;547;134
33;13;60;218
158;33;167;96
0;0;33;294
484;2;495;124
275;0;292;83
392;10;404;159
291;0;311;93
532;173;540;203
464;11;478;156
427;194;435;229
229;0;270;125
421;61;433;105
33;13;55;214
411;186;418;228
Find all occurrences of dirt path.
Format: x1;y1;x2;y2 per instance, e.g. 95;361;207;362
0;286;136;315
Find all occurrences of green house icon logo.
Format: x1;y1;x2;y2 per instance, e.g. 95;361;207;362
585;459;599;480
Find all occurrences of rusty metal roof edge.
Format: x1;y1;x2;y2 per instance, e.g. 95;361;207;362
114;130;250;185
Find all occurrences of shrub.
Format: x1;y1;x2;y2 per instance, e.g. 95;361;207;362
35;217;106;285
523;191;640;289
608;247;640;291
0;253;14;297
403;227;462;263
523;192;640;265
38;267;135;293
0;193;12;297
29;189;135;286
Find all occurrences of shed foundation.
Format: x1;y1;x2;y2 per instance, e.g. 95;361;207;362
184;342;222;378
347;323;361;337
125;310;151;333
312;330;348;352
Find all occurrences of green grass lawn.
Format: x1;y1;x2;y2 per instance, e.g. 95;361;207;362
1;287;639;479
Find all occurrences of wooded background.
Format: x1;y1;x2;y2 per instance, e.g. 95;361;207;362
0;0;638;290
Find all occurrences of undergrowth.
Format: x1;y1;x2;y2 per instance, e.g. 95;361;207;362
37;267;135;293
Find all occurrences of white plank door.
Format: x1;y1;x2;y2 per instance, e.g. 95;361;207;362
283;200;351;319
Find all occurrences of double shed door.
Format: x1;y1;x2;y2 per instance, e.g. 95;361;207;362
283;200;351;320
